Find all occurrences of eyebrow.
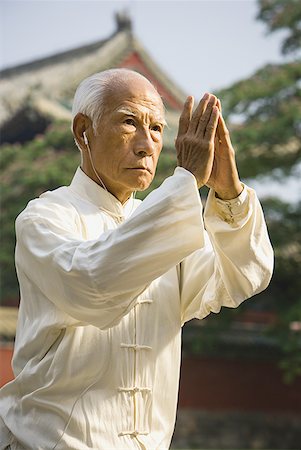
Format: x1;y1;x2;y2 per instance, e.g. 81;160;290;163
116;107;167;126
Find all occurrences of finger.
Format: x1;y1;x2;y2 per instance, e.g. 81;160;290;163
216;99;222;141
188;92;210;134
177;96;194;138
214;132;220;148
195;95;218;137
217;111;231;145
204;106;219;142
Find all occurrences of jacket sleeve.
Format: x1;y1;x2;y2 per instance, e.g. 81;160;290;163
180;185;274;325
16;168;205;330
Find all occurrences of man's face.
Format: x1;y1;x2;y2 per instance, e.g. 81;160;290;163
87;78;165;203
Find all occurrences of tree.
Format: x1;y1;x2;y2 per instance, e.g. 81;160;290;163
211;0;301;382
0;123;78;303
217;61;301;178
257;0;301;56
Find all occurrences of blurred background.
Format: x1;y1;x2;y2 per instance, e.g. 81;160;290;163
0;0;300;448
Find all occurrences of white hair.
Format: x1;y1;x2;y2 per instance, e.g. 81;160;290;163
71;68;162;134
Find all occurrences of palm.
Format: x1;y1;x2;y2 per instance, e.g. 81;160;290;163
206;109;242;199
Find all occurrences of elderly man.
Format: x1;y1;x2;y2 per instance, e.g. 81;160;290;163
0;69;273;449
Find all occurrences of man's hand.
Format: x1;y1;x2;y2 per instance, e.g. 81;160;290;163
175;93;219;189
176;94;242;200
207;99;243;200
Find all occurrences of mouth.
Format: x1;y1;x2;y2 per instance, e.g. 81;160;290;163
128;167;152;174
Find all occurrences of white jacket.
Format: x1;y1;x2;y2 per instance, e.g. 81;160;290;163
0;167;273;449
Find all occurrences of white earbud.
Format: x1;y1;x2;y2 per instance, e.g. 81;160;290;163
83;131;89;146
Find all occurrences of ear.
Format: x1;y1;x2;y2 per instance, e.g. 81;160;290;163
72;113;92;150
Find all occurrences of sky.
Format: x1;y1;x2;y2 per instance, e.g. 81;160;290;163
0;0;299;201
0;0;288;99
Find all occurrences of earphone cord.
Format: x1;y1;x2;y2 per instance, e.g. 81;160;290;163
86;141;108;192
85;140;136;219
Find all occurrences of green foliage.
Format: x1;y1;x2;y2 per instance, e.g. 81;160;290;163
218;61;301;178
0;122;79;303
276;303;301;383
218;2;301;181
260;199;301;377
257;0;301;55
43;121;75;150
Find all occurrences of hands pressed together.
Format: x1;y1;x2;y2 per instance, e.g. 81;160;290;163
175;93;243;200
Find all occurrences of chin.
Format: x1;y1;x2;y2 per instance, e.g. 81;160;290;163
136;184;151;192
128;174;153;192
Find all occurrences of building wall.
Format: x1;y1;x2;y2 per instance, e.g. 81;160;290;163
178;356;301;412
172;409;301;449
172;357;301;449
0;346;14;387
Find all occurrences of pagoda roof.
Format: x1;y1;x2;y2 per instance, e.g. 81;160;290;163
0;29;186;108
0;37;108;78
0;14;187;146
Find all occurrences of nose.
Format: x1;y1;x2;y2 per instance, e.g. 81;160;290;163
133;128;155;157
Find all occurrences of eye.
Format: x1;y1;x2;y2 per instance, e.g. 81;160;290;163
124;118;136;126
151;124;163;133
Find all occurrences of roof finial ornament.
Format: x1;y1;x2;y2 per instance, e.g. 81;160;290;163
115;10;132;32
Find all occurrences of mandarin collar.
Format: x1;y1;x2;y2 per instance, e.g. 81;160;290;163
69;167;135;220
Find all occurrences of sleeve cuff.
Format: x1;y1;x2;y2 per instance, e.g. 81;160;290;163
215;184;248;212
174;166;199;189
207;184;249;226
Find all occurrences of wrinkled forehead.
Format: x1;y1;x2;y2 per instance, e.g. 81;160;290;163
115;102;166;124
102;78;165;120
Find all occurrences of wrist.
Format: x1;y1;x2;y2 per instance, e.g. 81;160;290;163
215;182;243;200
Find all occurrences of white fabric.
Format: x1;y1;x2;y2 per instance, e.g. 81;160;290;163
0;167;273;450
